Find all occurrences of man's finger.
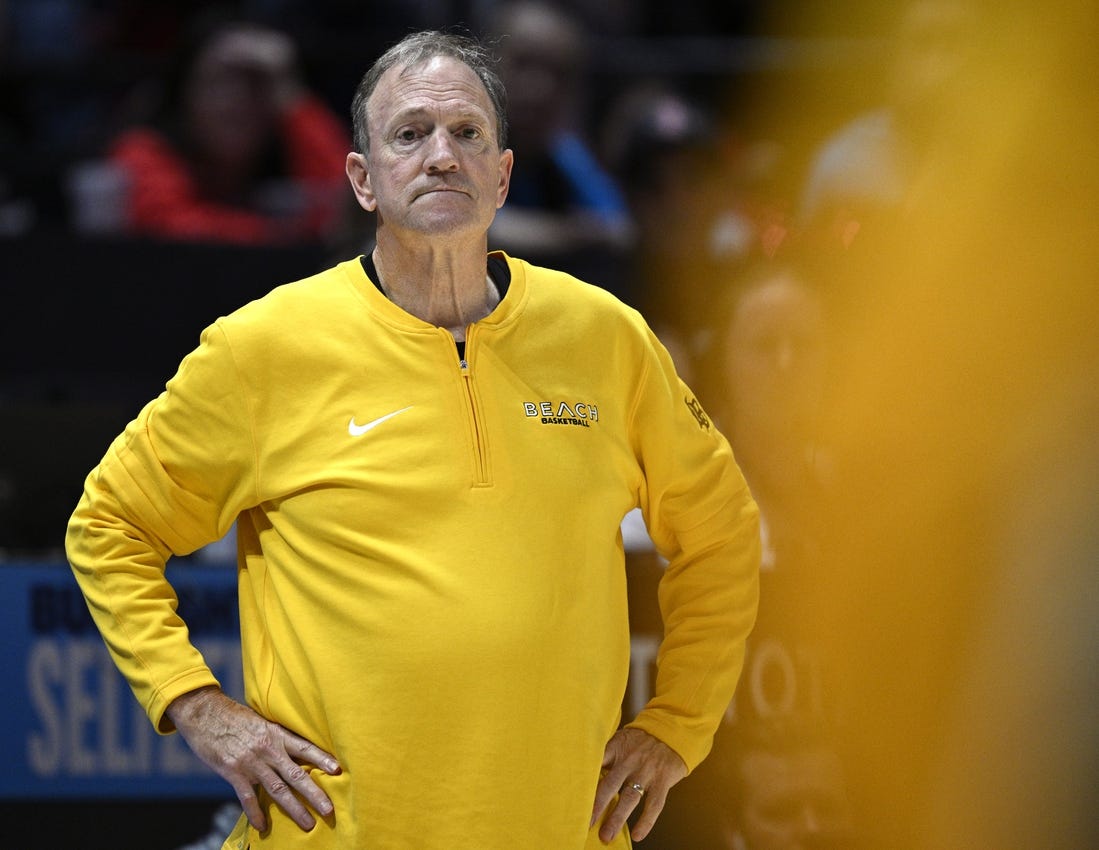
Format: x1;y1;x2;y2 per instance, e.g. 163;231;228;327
278;756;334;819
256;763;316;831
630;783;670;842
230;778;267;832
597;782;645;844
275;728;337;819
590;767;629;829
283;728;342;776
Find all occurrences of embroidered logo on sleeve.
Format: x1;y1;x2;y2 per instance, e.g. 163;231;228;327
685;395;710;430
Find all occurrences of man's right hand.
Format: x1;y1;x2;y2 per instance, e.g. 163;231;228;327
165;686;341;832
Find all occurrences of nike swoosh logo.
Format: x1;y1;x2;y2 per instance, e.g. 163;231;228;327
348;406;413;437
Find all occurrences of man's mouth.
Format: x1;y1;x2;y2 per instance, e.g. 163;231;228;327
418;185;468;198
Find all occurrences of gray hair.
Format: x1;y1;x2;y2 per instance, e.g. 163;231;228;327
350;30;508;154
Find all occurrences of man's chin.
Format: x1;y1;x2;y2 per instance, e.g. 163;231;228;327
404;211;485;237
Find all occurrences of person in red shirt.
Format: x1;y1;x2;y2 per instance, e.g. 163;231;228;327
109;13;349;244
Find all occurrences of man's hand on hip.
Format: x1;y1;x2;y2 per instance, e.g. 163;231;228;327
591;726;688;844
165;686;341;833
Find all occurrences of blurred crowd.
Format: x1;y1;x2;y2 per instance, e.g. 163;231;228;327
0;0;880;252
3;1;1097;849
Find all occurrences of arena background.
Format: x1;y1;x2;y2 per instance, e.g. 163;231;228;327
2;1;1096;848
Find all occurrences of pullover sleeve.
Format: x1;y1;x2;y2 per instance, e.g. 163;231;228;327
625;331;761;772
65;323;258;732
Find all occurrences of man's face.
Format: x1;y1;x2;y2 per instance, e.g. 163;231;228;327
347;56;512;240
728;748;853;850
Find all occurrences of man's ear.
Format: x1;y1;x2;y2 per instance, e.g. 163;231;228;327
495;148;513;209
346;152;377;212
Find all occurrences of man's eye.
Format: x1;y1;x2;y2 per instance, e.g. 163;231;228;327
459;127;481;139
397;129;419;142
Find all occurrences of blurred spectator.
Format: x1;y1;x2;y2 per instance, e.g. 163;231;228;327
624;258;837;850
105;10;349;244
705;259;830;571
717;717;855;850
601;84;714;314
798;0;978;245
601;82;792;380
482;1;631;263
642;260;837;850
599;83;723;376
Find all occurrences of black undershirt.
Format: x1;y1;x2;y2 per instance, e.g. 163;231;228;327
359;254;511;361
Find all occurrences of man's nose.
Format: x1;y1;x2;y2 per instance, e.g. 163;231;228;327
424;129;459;172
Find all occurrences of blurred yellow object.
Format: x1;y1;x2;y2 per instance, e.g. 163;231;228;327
753;2;1099;847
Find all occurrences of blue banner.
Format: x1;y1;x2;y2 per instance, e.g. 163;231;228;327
0;562;243;799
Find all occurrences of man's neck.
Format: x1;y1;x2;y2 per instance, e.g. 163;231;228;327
371;235;498;341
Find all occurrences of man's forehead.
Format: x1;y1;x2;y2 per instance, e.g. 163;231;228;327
371;56;493;117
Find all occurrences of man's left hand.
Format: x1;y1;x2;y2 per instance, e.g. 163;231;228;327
591;727;688;844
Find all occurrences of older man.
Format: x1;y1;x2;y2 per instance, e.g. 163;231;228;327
66;31;759;850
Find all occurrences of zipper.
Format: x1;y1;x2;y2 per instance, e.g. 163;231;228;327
456;330;490;486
